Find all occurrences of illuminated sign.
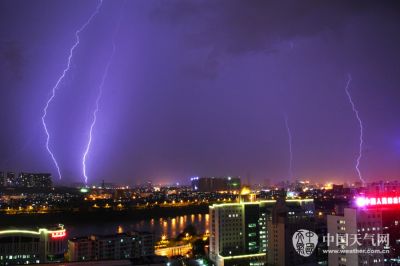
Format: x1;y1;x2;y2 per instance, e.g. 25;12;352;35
51;230;66;239
0;227;66;239
218;253;266;260
356;196;400;207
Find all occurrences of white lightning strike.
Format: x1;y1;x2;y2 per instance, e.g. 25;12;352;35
284;114;294;180
82;10;123;184
82;43;115;184
344;74;366;185
41;0;103;179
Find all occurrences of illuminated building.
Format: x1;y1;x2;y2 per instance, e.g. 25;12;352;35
154;243;192;257
0;225;67;265
0;171;4;186
68;231;154;262
192;177;241;192
191;177;200;191
0;172;52;188
227;177;241;191
267;198;316;266
0;172;16;187
209;190;275;266
17;172;52;188
7;172;16;187
327;197;385;266
355;195;400;264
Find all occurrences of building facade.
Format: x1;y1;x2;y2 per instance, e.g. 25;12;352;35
68;232;154;262
192;177;241;192
0;172;16;187
209;194;275;266
0;172;4;187
0;225;67;265
17;173;52;188
327;207;384;266
154;243;192;258
0;172;52;188
267;199;316;266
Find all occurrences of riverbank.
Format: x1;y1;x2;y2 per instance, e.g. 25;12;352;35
0;204;209;227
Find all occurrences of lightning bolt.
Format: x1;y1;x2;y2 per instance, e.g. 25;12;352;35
41;0;103;180
344;74;366;185
82;9;123;184
284;114;294;180
82;44;115;184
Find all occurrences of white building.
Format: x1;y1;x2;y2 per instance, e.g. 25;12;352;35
209;192;275;266
327;208;384;266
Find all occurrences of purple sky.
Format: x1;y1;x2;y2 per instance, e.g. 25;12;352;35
1;0;400;185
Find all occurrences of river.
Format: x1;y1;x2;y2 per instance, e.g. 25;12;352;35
65;213;209;240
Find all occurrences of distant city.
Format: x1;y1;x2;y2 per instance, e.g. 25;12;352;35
1;173;400;265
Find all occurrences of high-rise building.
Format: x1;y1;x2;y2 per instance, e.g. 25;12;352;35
327;207;384;266
17;172;52;188
191;177;200;191
0;171;5;187
192;177;241;192
139;232;155;256
267;198;316;266
380;202;400;263
209;191;275;266
227;177;241;191
68;231;154;262
0;172;52;188
337;195;400;265
6;172;15;187
0;225;67;265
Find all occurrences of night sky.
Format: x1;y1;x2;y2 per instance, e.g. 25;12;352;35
1;0;400;185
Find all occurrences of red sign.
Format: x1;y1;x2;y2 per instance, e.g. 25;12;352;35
356;196;400;207
51;230;66;239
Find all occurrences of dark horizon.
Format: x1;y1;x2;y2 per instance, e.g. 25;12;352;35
1;0;400;185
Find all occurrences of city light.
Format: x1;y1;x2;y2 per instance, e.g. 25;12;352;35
0;228;66;238
355;195;400;207
240;187;251;195
51;230;66;239
218;253;266;260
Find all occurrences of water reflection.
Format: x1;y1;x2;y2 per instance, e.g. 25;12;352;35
117;225;123;234
67;213;209;241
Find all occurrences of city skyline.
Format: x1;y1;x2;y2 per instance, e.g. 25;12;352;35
1;1;400;184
